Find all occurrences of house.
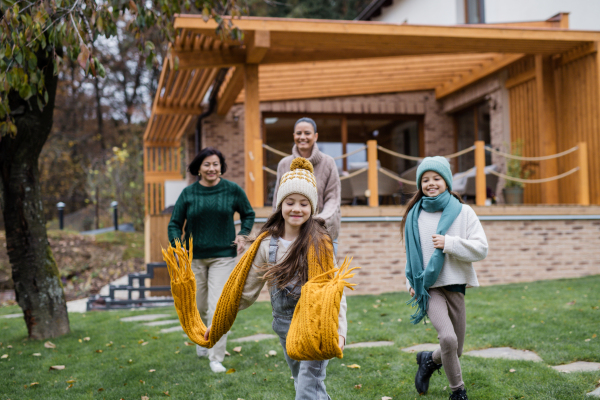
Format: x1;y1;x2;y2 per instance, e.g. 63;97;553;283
143;14;600;295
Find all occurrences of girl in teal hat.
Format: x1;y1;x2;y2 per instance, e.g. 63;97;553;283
400;156;488;400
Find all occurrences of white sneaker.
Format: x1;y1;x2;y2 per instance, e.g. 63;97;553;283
196;345;208;358
209;361;226;373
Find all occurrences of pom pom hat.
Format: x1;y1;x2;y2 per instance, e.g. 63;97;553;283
416;156;453;192
276;157;318;215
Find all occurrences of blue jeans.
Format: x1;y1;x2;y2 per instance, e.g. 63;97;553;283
271;316;331;400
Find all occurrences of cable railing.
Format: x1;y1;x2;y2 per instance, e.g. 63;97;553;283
260;140;589;207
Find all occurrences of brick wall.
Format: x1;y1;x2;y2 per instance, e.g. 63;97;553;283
252;218;600;300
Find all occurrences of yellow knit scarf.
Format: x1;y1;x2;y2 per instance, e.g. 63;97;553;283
162;232;358;361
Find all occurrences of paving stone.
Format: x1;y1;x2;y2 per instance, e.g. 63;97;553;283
231;334;278;343
587;387;600;397
346;341;395;349
144;319;180;327
464;347;542;362
401;343;439;353
120;314;172;322
0;313;22;319
551;362;600;373
160;326;184;333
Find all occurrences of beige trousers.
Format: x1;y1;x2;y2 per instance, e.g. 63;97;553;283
191;257;236;362
428;287;466;392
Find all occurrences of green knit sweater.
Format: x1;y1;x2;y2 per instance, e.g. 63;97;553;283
168;179;256;259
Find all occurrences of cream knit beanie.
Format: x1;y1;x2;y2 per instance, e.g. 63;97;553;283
276;157;318;215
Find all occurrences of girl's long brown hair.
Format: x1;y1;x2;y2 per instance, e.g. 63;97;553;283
249;206;333;290
399;189;464;243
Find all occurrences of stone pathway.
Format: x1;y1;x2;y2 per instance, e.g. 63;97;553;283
160;326;184;333
587;387;600;397
551;362;600;373
144;319;180;327
120;314;172;322
0;313;22;319
346;341;394;349
401;343;439;353
231;333;278;343
464;347;543;362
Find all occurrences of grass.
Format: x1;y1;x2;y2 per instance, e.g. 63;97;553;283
94;231;145;260
0;276;599;399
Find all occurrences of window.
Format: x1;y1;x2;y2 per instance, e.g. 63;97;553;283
263;114;422;206
465;0;485;24
454;102;491;173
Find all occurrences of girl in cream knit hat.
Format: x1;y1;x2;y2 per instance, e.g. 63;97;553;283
201;157;349;399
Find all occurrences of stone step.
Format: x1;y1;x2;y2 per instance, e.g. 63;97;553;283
120;314;172;322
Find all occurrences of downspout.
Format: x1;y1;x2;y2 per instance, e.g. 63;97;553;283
195;68;230;155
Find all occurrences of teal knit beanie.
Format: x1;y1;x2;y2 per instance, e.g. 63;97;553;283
416;156;453;192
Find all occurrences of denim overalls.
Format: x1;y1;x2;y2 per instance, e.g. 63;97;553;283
268;236;331;400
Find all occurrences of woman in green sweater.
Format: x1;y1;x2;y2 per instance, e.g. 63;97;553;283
168;147;255;373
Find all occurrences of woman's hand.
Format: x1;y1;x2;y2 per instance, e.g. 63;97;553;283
432;234;445;249
204;326;211;341
409;287;415;297
234;235;245;255
339;336;345;351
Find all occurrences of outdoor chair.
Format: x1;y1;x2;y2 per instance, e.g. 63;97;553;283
452;165;500;198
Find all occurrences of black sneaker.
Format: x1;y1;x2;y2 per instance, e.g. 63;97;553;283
449;388;468;400
415;351;442;394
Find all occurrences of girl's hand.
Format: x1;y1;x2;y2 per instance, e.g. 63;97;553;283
234;235;245;255
204;326;211;341
409;287;415;297
432;234;445;249
339;336;345;351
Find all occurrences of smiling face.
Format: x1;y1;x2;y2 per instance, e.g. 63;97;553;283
199;154;221;185
293;122;318;155
281;193;311;230
421;170;448;197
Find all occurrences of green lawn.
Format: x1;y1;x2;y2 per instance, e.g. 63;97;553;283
1;276;599;399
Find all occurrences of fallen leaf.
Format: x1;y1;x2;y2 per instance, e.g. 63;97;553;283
225;351;231;356
98;388;104;392
83;337;90;341
268;350;277;356
139;380;145;384
233;346;242;353
226;368;236;374
174;350;180;354
30;382;39;386
382;397;392;400
347;364;361;369
509;369;516;373
78;339;82;343
184;342;194;346
152;336;158;339
149;369;156;372
106;342;113;347
354;384;362;389
511;325;515;328
163;391;170;396
66;380;76;383
397;319;402;322
95;349;103;353
50;365;65;370
32;353;42;357
141;342;149;346
44;341;56;349
138;339;145;344
593;334;597;338
128;359;133;363
585;339;591;342
142;397;149;400
1;354;7;359
566;301;576;306
66;383;73;389
7;345;12;349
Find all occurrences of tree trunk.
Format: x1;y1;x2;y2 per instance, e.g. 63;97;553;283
0;50;70;339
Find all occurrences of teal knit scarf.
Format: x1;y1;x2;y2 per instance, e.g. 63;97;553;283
405;190;462;324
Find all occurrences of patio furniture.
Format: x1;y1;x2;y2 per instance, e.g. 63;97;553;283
452;165;500;197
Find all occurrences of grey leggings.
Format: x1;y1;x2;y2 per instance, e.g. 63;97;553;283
428;287;466;391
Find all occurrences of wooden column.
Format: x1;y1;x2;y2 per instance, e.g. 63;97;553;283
341;116;348;172
244;64;263;207
367;140;379;207
475;140;486;206
577;142;590;206
535;55;560;204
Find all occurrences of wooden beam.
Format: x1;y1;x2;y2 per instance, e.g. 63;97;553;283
475;140;486;206
559;42;598;66
217;67;245;115
505;68;535;89
154;105;203;115
171;48;245;69
577;142;590;206
436;54;524;99
244;64;263;207
535;55;559;204
246;30;270;64
367;140;378;207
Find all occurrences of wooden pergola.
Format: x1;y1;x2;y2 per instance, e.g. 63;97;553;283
143;15;600;214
